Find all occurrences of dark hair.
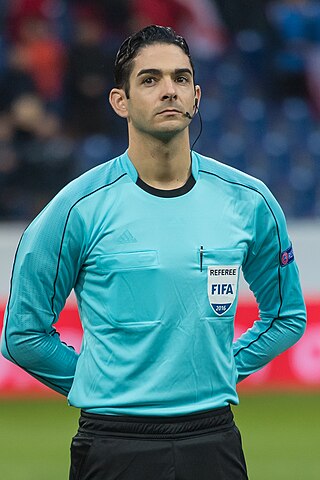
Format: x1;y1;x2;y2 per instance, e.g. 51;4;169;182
114;25;195;98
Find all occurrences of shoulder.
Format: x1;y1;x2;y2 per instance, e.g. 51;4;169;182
195;151;287;223
25;155;127;234
44;154;128;217
60;155;127;205
195;152;274;202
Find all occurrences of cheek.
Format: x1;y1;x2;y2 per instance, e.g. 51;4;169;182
128;99;153;122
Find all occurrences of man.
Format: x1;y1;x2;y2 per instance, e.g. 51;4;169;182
1;25;306;479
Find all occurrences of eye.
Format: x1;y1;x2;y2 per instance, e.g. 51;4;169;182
142;77;157;85
176;76;189;84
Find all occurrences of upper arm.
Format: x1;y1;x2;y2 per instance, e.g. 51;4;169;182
242;186;305;322
5;195;87;334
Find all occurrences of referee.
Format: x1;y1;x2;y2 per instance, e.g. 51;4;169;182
1;25;306;479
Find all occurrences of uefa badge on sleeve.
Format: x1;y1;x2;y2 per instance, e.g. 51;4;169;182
207;265;239;316
280;244;294;267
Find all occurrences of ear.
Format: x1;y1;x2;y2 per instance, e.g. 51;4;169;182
194;84;201;109
109;88;129;118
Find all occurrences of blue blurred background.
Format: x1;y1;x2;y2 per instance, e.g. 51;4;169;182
0;0;320;221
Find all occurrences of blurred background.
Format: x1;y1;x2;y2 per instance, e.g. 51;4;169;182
0;1;319;479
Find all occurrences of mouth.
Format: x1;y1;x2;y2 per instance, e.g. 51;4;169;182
157;109;182;115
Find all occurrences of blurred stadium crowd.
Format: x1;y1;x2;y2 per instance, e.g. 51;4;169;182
1;0;320;220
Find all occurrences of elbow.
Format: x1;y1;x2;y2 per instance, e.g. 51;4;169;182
288;313;307;345
1;330;34;369
1;333;16;364
296;316;307;340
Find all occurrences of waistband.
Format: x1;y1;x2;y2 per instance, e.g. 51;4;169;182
78;406;233;439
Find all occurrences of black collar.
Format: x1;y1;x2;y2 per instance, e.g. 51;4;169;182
136;174;196;198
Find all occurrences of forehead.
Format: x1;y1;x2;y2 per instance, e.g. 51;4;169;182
131;43;193;75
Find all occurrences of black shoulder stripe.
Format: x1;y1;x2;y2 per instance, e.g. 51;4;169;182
4;173;127;390
4;233;25;364
50;172;127;320
199;169;283;357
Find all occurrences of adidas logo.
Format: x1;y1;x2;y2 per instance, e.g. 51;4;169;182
117;229;137;244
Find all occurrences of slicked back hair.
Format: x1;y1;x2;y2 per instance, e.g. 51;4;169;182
114;25;195;98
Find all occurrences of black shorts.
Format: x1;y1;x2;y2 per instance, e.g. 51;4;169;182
69;405;248;480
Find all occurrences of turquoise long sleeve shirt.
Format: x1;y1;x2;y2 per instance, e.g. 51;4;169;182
1;151;306;415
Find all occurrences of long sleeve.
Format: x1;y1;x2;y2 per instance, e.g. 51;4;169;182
1;193;87;396
233;185;307;382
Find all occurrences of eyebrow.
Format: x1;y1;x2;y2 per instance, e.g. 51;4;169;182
136;68;193;77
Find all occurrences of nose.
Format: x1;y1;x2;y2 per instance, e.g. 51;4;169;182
161;78;177;101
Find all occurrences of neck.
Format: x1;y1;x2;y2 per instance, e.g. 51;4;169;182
127;129;192;189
